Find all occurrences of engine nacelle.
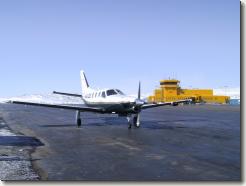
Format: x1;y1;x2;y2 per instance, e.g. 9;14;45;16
172;102;178;106
133;106;141;112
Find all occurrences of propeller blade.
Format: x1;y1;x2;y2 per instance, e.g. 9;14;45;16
136;113;140;127
134;81;144;108
133;113;140;127
138;81;141;99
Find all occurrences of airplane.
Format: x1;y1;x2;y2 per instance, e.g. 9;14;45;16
9;70;191;129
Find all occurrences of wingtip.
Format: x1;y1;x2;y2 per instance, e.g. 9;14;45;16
4;100;13;104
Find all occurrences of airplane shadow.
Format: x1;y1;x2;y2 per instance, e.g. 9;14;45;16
141;121;184;130
85;117;126;127
83;118;186;129
141;119;208;130
39;124;75;128
155;119;208;123
0;136;44;146
38;118;208;129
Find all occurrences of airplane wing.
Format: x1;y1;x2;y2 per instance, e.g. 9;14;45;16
141;99;191;110
9;101;105;113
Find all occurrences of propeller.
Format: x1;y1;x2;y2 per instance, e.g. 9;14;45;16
134;81;144;127
138;81;141;100
135;81;145;106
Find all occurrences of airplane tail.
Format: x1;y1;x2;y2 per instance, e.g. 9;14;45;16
80;70;92;96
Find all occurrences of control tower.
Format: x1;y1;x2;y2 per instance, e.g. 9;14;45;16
160;79;180;97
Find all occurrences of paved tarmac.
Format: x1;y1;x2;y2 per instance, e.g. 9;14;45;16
0;103;240;181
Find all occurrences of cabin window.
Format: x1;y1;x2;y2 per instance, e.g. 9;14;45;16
106;89;117;96
102;91;106;98
95;92;98;97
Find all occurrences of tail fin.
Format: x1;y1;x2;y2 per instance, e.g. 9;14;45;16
80;70;90;95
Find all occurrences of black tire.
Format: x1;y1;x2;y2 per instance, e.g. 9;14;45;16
133;116;137;127
77;118;81;127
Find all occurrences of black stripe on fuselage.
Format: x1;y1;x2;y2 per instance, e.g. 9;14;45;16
83;100;136;114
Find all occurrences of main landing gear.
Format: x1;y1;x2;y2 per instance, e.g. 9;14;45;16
75;111;140;129
127;114;140;129
76;110;81;127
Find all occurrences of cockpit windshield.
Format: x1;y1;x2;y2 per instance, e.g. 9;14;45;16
106;89;118;96
115;89;125;95
106;89;125;96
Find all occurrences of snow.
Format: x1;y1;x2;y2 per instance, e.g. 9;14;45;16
0;128;16;136
0;93;151;104
213;87;240;99
0;87;240;104
0;93;84;104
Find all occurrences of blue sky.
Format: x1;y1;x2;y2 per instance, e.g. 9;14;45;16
0;0;240;97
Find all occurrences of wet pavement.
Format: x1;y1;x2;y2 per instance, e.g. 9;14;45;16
0;104;241;181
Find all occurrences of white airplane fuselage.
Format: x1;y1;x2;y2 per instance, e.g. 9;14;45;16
82;88;141;115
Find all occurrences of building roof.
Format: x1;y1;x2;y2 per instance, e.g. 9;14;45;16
160;79;180;84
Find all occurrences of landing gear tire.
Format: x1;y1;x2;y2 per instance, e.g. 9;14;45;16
133;116;137;127
77;118;81;127
127;116;132;129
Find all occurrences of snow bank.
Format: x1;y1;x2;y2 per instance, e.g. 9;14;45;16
213;87;240;99
0;93;84;104
0;87;240;104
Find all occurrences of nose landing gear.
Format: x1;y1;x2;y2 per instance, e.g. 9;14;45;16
127;114;140;129
127;116;132;129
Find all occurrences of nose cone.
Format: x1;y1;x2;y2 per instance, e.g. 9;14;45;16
135;98;145;105
122;96;145;105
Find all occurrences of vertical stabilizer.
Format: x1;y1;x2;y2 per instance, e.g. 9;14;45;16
80;70;90;95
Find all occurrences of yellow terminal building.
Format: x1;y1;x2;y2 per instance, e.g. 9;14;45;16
148;79;230;104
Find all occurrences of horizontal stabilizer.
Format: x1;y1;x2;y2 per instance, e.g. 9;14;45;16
53;91;82;97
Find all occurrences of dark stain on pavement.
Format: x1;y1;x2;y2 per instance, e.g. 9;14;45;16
0;136;44;146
